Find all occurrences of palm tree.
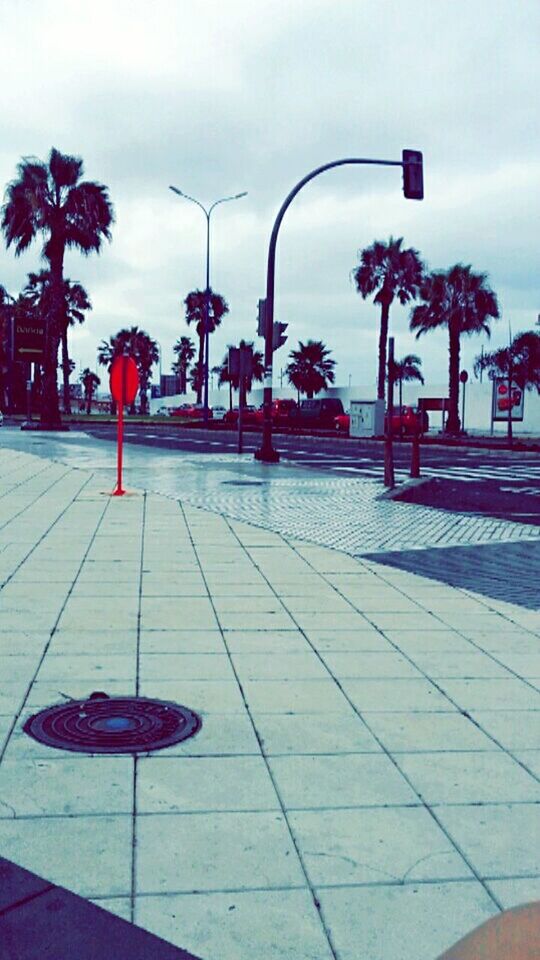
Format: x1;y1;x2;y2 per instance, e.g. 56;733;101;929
189;362;204;397
80;368;100;414
1;148;113;428
391;353;424;415
353;237;424;401
172;335;196;394
97;326;158;414
184;288;229;403
410;264;499;434
286;340;336;399
24;271;91;414
134;329;159;415
474;329;540;444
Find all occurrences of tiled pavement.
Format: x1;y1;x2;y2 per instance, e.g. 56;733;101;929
0;447;539;959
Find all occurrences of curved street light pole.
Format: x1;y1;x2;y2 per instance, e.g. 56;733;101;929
254;155;415;463
169;187;247;423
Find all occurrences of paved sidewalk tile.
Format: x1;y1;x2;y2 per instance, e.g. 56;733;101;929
136;811;306;894
317;882;496;960
2;446;540;960
136;889;334;960
288;806;473;885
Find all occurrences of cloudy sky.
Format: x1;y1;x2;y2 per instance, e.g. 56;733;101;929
1;0;538;391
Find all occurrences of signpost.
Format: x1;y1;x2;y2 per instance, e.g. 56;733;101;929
229;345;253;454
109;354;139;496
14;316;45;362
460;370;468;432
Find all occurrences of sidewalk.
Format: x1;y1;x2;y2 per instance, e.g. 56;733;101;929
0;446;539;960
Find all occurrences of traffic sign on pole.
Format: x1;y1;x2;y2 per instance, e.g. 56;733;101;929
109;355;139;496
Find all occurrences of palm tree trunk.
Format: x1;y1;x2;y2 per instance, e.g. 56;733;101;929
377;300;390;401
86;389;92;415
196;334;204;403
61;323;72;415
41;248;64;429
399;378;403;437
446;322;461;433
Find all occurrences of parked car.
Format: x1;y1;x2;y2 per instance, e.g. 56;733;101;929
389;405;429;435
155;406;171;416
334;412;350;433
292;397;345;427
254;398;298;427
211;405;227;421
223;405;258;425
169;404;211;419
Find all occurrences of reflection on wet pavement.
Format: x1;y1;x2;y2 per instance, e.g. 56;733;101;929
2;428;540;556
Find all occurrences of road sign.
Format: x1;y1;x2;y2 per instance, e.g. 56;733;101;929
110;355;139;406
492;378;524;422
14;317;45;361
460;370;469;383
109;355;139;496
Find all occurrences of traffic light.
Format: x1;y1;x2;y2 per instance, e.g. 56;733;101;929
402;149;424;200
257;299;266;337
272;322;288;352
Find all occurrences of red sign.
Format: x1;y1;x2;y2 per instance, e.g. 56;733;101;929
109;356;139;406
109;355;138;497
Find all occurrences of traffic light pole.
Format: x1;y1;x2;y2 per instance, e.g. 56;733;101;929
255;154;420;463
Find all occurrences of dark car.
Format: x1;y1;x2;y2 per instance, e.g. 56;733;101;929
294;398;344;427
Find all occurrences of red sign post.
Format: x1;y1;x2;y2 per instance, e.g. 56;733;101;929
109;355;139;496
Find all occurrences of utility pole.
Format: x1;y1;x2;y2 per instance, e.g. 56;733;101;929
384;337;395;488
254;150;424;463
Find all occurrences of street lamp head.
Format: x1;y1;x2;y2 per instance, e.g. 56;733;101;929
169;185;184;197
234;192;248;200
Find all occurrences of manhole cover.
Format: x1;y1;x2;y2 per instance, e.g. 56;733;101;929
23;692;202;754
221;480;263;487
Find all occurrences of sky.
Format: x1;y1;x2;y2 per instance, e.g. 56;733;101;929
0;0;539;392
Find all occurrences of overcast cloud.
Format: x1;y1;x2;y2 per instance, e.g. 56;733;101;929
1;0;539;388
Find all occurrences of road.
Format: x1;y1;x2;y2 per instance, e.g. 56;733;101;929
83;421;540;525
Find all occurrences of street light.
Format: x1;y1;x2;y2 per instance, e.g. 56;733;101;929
169;186;247;424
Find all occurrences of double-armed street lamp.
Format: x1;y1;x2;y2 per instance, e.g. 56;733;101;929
169;186;247;424
254;150;423;463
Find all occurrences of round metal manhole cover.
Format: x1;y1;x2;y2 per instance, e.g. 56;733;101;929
23;692;202;754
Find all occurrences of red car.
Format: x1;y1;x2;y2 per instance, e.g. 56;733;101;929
390;406;429;435
254;399;298;427
169;404;212;419
335;413;350;433
223;405;259;425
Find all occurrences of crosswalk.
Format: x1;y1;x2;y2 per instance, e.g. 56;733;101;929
328;461;540;487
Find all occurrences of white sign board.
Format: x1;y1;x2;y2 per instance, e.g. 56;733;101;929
350;400;384;437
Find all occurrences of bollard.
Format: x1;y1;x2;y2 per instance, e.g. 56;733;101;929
410;427;420;478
